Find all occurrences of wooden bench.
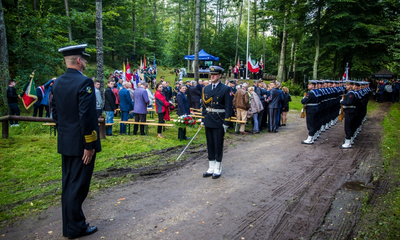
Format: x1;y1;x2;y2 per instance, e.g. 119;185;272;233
42;123;57;136
120;121;174;135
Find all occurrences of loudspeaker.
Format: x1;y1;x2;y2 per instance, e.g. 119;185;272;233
131;54;136;61
289;71;294;79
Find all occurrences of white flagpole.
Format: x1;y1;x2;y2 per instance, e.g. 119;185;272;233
246;0;250;79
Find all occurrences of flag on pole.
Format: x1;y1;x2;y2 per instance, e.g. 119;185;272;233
123;61;126;80
140;59;143;69
259;56;264;69
247;56;259;73
236;57;240;69
20;70;38;109
143;55;146;69
126;61;132;81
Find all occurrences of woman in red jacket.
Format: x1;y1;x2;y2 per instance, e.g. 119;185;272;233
154;82;171;138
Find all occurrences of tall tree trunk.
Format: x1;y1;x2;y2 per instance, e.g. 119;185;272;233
293;46;297;82
33;0;36;11
234;1;243;65
0;0;10;110
253;0;257;38
204;0;206;29
194;0;200;81
178;0;181;42
313;4;321;80
64;0;72;42
132;0;136;54
153;0;156;25
96;0;104;96
277;16;287;82
289;38;295;72
143;4;146;52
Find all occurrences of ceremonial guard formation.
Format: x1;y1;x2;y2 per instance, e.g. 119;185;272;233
201;66;232;179
301;79;371;149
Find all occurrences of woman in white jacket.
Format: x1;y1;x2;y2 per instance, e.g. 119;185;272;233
248;87;264;134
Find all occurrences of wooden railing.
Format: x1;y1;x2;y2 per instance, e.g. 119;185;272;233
0;115;106;139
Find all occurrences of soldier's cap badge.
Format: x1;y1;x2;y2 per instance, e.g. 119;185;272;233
86;86;92;93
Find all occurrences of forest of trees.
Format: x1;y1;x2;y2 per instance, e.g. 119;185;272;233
0;0;399;91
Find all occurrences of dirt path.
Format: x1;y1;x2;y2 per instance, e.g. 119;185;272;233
1;103;389;240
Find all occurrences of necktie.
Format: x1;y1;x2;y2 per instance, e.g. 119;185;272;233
212;84;215;90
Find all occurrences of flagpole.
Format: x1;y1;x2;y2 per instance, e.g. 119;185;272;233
246;0;250;79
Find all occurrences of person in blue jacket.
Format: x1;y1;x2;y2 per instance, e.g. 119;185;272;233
119;82;134;135
377;80;385;103
41;78;55;117
177;85;190;140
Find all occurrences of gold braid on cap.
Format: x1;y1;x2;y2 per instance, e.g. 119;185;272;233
202;87;213;104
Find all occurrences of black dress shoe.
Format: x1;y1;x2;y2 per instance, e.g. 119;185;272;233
273;130;279;133
212;173;221;179
68;226;98;239
203;172;213;177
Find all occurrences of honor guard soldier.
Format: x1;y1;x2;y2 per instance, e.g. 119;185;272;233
228;79;237;128
201;66;232;179
340;81;357;149
301;80;319;144
52;44;101;239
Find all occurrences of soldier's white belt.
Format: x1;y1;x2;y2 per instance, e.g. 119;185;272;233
206;108;225;113
305;103;319;106
343;106;356;108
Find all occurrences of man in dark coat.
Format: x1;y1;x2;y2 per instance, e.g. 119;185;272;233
7;80;20;126
33;85;44;117
201;66;232;179
300;80;319;144
52;44;100;239
340;81;357;148
185;80;192;108
266;82;281;133
189;80;201;109
104;79;117;136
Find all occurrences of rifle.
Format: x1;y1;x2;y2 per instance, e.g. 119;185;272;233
338;95;345;121
300;92;306;118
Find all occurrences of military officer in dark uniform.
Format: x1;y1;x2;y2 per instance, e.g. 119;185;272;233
301;80;319;144
228;79;237;128
201;66;232;179
340;81;357;149
52;44;101;239
173;82;180;103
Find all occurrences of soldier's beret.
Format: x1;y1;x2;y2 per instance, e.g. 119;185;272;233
229;80;236;84
209;66;224;74
58;44;90;57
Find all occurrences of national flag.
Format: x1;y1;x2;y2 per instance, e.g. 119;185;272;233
20;70;38;109
342;72;346;82
259;56;264;69
153;56;156;69
126;61;132;81
247;55;259;73
140;59;143;69
143;55;146;69
236;57;240;69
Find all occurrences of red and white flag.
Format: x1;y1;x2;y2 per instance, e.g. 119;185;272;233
247;56;259;73
259;56;264;69
126;61;132;81
236;57;240;69
143;55;146;69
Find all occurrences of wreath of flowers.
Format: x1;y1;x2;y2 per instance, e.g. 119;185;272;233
174;115;197;128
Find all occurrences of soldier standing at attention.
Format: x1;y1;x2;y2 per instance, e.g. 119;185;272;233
201;66;232;179
52;44;101;239
340;81;357;149
301;80;319;144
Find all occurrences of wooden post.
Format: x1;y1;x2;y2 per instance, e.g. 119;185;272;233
2;120;9;138
98;117;106;139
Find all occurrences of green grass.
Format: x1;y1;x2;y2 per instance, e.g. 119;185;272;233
0;113;208;226
290;96;304;111
355;102;400;239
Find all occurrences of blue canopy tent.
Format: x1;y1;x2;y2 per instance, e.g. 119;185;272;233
184;49;219;61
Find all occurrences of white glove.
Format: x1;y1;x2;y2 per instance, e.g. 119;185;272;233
223;124;229;133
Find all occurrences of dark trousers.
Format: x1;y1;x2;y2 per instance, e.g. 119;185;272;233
258;110;264;130
33;104;43;117
377;93;383;103
96;109;102;118
234;73;238;79
44;105;50;118
8;103;20;125
392;92;399;103
205;127;225;162
268;108;278;132
306;112;316;136
344;111;355;139
158;113;165;133
192;101;200;110
134;114;146;135
120;111;129;134
62;154;95;238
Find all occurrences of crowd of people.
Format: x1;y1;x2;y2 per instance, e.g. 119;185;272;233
371;78;400;103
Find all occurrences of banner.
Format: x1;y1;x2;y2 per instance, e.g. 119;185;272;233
126;61;132;81
247;56;259;73
20;71;38;109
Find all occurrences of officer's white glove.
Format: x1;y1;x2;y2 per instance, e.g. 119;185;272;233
223;124;229;133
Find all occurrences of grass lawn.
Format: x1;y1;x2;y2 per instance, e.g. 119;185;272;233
355;102;400;239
